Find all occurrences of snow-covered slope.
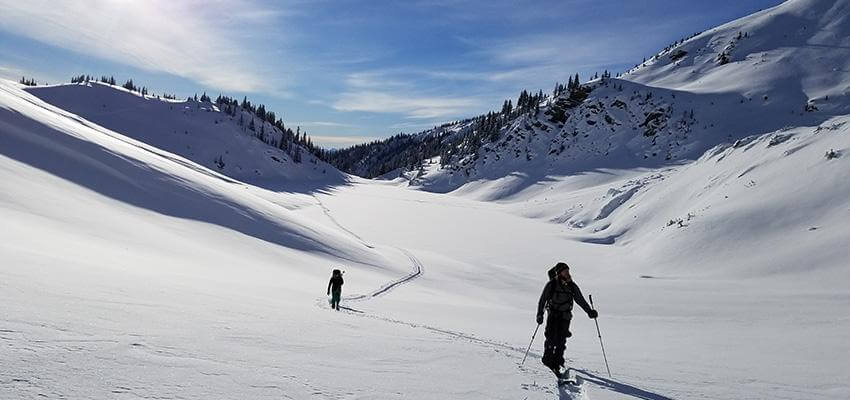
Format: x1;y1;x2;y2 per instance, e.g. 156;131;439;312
3;1;850;398
25;82;344;191
0;78;492;398
0;80;392;272
487;118;849;280
628;0;850;111
2;71;849;399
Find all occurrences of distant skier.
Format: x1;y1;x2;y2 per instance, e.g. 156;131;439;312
327;269;344;310
536;262;598;378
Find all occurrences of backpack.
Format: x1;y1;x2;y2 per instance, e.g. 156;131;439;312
546;263;571;304
547;266;558;280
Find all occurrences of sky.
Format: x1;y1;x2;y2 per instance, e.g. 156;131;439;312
0;0;783;148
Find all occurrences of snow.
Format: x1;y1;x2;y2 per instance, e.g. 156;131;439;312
3;77;849;399
3;0;850;398
628;0;850;108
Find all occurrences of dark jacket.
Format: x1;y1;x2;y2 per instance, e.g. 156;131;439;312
537;279;592;319
327;275;343;295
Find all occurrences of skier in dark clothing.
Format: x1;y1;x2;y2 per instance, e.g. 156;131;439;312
536;262;598;378
327;269;344;310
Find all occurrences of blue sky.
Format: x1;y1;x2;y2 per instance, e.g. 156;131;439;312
0;0;782;148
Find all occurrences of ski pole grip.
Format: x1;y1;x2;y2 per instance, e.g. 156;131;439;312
590;294;594;308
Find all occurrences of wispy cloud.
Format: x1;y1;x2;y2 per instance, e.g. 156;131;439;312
345;71;413;89
465;33;634;71
388;120;447;131
0;64;28;81
333;90;482;119
0;0;286;93
408;0;594;25
310;135;378;149
290;121;354;128
328;29;640;122
0;63;63;84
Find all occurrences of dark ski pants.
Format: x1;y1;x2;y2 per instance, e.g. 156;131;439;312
331;289;341;310
542;312;572;370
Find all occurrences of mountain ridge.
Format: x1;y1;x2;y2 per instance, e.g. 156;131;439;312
25;81;344;192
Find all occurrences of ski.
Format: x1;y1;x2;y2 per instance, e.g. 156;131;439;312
556;368;578;386
558;377;578;387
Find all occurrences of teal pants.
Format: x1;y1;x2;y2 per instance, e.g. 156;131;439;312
331;289;341;310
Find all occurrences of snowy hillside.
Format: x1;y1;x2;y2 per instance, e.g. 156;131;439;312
6;72;848;398
0;80;397;275
26;82;344;190
454;117;850;279
628;0;850;110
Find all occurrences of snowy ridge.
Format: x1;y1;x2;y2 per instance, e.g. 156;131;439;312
26;82;344;190
629;0;850;109
0;79;398;273
401;0;850;196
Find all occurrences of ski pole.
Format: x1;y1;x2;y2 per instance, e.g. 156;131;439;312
520;323;540;366
589;294;612;378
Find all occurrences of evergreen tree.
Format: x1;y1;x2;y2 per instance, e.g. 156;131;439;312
122;79;137;92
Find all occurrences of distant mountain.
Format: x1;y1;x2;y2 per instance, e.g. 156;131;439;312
326;0;850;195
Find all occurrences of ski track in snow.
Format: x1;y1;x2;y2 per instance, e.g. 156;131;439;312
313;193;423;301
313;195;676;399
313;194;375;249
311;194;601;399
0;82;689;400
0;326;362;400
344;247;424;300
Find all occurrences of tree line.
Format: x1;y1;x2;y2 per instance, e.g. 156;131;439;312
323;73;594;178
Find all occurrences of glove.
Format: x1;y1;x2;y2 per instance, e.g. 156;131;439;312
536;314;544;325
587;309;598;319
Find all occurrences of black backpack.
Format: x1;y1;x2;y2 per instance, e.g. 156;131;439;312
546;263;572;305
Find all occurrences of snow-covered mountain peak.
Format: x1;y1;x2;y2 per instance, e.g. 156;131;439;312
628;0;850;115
